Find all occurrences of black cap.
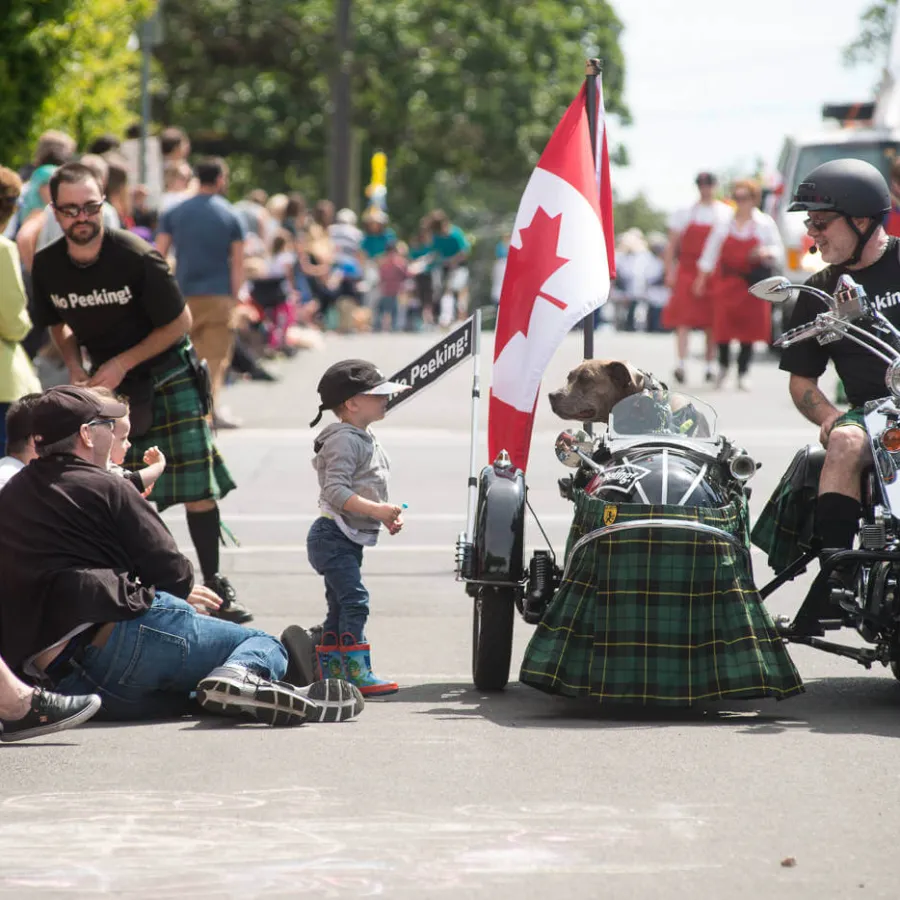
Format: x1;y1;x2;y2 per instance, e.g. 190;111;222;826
32;385;128;448
309;359;409;426
788;158;891;218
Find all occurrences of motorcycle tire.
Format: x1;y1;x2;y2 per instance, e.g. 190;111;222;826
472;586;515;692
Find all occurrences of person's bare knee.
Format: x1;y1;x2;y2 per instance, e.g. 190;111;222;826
820;427;870;496
185;499;217;514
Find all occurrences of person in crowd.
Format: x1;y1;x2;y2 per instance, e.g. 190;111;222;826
491;233;510;307
299;201;350;329
0;652;100;742
409;220;437;328
429;209;470;327
329;208;363;278
644;231;670;333
87;133;121;156
160;126;191;166
284;192;308;238
0;385;363;725
0;393;40;490
234;188;271;245
156;157;246;429
265;193;289;234
662;172;732;384
102;154;134;229
307;360;411;696
762;159;895;636
14;165;58;269
30;161;251;624
613;227;656;332
359;209;397;310
159;161;194;216
695;178;785;390
0;167;42;452
4;131;75;240
375;239;409;333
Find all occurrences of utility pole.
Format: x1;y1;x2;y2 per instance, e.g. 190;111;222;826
330;0;353;208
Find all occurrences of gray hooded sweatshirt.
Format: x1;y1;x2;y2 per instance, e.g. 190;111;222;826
312;422;391;546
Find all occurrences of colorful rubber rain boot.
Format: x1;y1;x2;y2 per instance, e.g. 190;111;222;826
339;633;399;696
315;632;345;681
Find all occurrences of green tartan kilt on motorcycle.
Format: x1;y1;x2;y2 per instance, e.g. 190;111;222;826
519;492;804;706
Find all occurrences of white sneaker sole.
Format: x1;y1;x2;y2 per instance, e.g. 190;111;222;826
296;679;365;723
197;676;318;726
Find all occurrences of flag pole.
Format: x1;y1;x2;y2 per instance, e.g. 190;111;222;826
583;57;603;435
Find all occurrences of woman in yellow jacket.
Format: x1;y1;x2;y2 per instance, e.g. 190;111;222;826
0;167;41;450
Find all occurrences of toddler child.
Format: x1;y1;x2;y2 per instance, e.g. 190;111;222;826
307;359;410;695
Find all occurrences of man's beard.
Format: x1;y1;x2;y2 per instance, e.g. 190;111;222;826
65;221;101;245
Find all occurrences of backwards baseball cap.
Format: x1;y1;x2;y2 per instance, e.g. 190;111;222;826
310;359;409;427
32;385;128;448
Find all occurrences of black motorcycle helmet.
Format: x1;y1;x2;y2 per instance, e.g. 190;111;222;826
788;158;891;266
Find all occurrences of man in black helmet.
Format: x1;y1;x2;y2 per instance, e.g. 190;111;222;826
776;158;894;634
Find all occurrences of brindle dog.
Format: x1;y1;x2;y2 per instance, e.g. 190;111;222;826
548;360;647;423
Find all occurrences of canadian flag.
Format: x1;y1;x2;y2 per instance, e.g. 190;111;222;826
488;80;615;471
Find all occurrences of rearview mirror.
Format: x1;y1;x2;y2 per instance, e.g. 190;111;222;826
749;275;794;303
554;429;594;468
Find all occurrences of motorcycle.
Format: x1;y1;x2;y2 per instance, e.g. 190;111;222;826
456;383;762;692
748;273;900;677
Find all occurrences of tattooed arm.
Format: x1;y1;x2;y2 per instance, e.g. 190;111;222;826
789;374;842;446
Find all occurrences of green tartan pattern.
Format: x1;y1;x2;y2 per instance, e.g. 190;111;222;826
520;492;803;706
124;351;236;512
751;408;864;572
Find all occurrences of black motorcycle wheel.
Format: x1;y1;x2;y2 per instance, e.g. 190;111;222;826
891;660;900;682
472;587;515;691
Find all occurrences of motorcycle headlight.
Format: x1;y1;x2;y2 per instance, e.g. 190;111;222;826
885;360;900;399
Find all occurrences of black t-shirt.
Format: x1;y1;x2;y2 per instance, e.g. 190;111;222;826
779;237;900;407
31;229;186;372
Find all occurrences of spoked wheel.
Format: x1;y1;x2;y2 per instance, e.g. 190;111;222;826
472;586;516;691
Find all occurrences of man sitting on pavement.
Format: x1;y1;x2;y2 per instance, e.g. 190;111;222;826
0;393;40;490
0;385;363;726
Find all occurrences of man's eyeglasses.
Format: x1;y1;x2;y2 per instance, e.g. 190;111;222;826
804;213;841;233
54;199;105;219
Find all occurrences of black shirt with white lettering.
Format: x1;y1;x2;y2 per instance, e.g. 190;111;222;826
779;237;900;408
31;229;185;373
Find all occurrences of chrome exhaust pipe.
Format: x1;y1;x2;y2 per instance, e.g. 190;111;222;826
729;453;757;481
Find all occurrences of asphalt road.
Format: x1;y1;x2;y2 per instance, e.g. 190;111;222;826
2;324;897;900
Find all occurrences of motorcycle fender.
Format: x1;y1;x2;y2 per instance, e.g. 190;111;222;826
472;464;526;583
865;403;900;515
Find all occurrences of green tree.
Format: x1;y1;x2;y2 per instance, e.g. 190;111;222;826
612;192;668;236
844;0;896;66
154;0;628;230
3;0;155;168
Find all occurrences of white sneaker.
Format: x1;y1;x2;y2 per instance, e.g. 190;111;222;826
737;376;752;391
295;679;365;723
715;368;728;389
197;666;319;726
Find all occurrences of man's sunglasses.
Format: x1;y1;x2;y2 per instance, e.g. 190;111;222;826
53;199;105;219
804;213;842;233
85;417;116;429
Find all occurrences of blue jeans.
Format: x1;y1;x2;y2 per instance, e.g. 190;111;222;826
306;517;369;642
54;592;287;720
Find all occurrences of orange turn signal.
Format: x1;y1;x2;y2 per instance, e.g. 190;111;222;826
881;428;900;452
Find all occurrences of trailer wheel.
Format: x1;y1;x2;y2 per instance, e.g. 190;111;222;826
472;586;516;691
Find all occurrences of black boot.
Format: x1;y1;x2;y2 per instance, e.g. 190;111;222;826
205;574;254;624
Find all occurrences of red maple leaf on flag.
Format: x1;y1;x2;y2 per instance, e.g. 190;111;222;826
494;207;570;356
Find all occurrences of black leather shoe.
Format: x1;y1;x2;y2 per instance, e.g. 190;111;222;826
280;626;317;687
1;689;101;742
205;574;254;624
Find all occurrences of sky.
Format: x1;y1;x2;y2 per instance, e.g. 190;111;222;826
607;0;887;213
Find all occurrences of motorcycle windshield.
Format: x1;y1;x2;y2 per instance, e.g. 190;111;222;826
607;391;718;440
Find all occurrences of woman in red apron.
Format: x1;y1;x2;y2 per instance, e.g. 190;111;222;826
663;172;732;385
695;179;785;390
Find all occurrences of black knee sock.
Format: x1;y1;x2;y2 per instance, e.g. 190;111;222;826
186;507;221;582
815;492;862;550
737;343;753;375
717;342;730;369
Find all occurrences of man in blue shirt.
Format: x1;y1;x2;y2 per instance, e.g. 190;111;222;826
156;157;246;416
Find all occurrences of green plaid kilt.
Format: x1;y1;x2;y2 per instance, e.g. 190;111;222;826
751;409;864;572
519;492;803;706
123;347;236;511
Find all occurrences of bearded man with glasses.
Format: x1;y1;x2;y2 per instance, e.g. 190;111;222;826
28;162;253;625
756;158;895;636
